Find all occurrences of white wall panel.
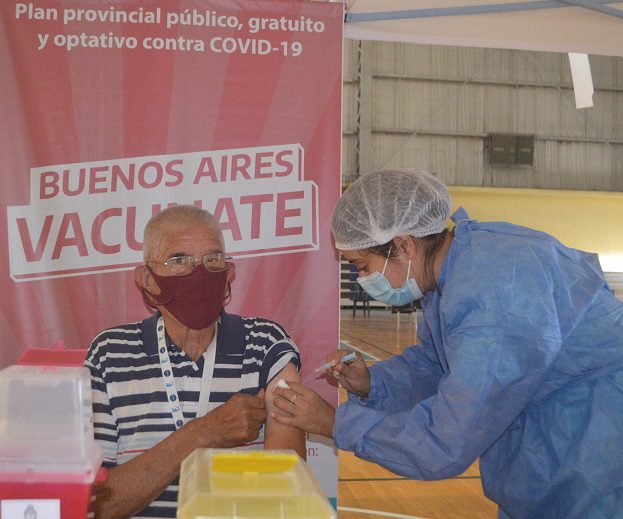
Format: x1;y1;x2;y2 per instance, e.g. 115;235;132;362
559;142;584;189
484;85;516;133
617;59;623;88
370;78;394;128
431;46;460;80
429;83;459;133
558;142;611;190
534;140;562;190
484;48;515;82
559;90;587;138
529;52;564;85
342;38;358;82
535;88;562;137
492;167;534;189
372;42;432;76
372;134;430;172
457;84;485;134
615;92;623;140
615;145;623;191
373;79;432;130
586;91;615;140
456;138;487;186
341;135;357;179
398;43;431;77
407;81;433;130
428;136;457;181
612;99;623;142
560;55;574;87
583;143;613;191
515;87;537;135
371;41;395;75
590;55;618;89
342;83;358;134
396;81;429;130
457;47;486;82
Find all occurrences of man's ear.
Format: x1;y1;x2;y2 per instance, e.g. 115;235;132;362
134;264;152;291
226;262;236;284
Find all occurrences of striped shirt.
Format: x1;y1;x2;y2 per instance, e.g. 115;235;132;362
84;311;300;518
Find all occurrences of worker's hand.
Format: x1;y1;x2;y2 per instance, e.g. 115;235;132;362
197;390;267;447
271;382;335;439
324;349;370;398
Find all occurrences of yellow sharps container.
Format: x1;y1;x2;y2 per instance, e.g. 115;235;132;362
177;449;336;519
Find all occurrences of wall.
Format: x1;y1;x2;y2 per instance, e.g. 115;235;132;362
339;186;623;304
449;186;623;270
342;40;623;191
449;187;623;298
342;39;623;292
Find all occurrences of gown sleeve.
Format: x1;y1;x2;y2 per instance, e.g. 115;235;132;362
334;245;567;479
353;315;444;415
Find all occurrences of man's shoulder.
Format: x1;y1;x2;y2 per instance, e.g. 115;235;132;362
227;315;300;377
85;319;147;362
239;315;290;340
91;320;143;341
221;312;293;348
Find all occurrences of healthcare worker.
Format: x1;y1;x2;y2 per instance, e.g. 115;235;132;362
273;168;623;519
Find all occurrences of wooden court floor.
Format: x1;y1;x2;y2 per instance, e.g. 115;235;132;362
337;308;498;519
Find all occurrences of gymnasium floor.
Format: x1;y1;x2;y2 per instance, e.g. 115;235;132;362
337;308;498;519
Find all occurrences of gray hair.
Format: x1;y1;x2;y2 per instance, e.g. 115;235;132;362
143;205;223;260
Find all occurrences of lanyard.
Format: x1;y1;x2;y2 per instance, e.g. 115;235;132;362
156;316;217;430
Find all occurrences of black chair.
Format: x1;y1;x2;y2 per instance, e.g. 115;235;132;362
348;264;371;317
391;299;422;331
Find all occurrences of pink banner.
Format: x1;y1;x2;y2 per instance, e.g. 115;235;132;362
1;0;343;491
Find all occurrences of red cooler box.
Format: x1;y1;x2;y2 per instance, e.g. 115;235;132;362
0;365;104;519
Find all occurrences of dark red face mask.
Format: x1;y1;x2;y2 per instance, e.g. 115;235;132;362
143;266;227;330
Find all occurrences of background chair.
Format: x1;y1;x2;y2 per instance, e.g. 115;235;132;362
391;299;422;331
348;264;371;317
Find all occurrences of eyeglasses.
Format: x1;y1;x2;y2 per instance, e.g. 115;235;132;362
148;252;233;276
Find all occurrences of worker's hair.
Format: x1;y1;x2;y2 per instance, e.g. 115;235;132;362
366;230;450;289
143;205;223;260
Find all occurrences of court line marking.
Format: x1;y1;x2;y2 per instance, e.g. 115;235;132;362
340;331;398;358
338;506;428;519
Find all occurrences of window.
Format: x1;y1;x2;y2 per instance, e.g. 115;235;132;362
489;134;534;165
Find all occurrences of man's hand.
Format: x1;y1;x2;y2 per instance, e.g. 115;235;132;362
197;390;267;447
93;390;268;519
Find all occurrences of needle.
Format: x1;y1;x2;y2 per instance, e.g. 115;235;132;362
314;351;357;373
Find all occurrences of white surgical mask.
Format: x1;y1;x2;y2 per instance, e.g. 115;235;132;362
357;248;423;306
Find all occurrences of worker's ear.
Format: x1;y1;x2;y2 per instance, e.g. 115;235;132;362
393;235;414;255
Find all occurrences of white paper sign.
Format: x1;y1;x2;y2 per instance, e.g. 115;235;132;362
1;500;60;519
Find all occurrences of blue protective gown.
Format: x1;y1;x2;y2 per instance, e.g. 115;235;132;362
334;208;623;519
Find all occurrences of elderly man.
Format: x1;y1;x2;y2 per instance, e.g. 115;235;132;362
84;205;304;519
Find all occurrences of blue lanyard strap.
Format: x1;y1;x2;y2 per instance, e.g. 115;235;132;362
156;316;185;429
156;316;218;429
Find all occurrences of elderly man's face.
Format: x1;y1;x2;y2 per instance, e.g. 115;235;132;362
135;218;233;330
149;223;225;278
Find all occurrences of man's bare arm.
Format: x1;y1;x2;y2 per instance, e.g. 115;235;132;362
264;362;306;459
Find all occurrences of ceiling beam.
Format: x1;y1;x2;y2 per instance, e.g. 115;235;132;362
345;1;623;22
